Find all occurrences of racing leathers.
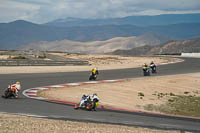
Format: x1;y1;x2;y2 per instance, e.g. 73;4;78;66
90;94;99;110
9;83;21;98
150;62;156;68
79;94;89;107
149;62;156;73
92;68;99;76
142;63;149;71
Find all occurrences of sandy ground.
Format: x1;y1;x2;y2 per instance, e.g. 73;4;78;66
39;73;200;113
0;113;180;133
0;54;177;74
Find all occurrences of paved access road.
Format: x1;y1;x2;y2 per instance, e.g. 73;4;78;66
0;57;200;132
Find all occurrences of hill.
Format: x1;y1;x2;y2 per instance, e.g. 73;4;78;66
23;33;163;54
112;38;200;55
0;20;70;49
0;20;200;50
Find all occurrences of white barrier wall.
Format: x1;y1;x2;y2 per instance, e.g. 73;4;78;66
181;53;200;56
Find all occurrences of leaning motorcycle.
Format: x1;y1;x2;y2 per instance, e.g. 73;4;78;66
74;101;99;111
1;86;18;99
89;74;97;80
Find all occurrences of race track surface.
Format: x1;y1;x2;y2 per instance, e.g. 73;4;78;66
1;57;200;132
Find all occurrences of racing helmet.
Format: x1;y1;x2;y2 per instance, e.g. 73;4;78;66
16;81;20;85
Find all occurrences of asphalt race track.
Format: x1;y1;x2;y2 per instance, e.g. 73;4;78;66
1;57;200;132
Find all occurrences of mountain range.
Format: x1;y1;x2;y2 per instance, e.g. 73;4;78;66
45;13;200;27
0;13;200;51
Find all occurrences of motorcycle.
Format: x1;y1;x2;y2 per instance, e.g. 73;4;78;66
89;74;97;80
1;86;18;99
89;69;99;81
143;67;150;76
150;64;157;73
74;100;99;111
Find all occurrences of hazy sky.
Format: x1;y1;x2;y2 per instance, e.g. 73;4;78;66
0;0;200;24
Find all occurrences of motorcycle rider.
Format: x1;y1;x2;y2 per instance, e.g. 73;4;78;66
9;81;21;98
92;67;99;76
150;61;156;67
79;94;89;107
89;67;99;80
142;63;150;76
149;61;156;73
90;93;99;111
78;93;99;110
142;63;148;70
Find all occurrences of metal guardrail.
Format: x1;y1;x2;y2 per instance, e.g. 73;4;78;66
0;59;88;66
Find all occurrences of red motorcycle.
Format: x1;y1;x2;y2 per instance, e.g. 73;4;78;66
2;86;18;99
74;100;98;111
